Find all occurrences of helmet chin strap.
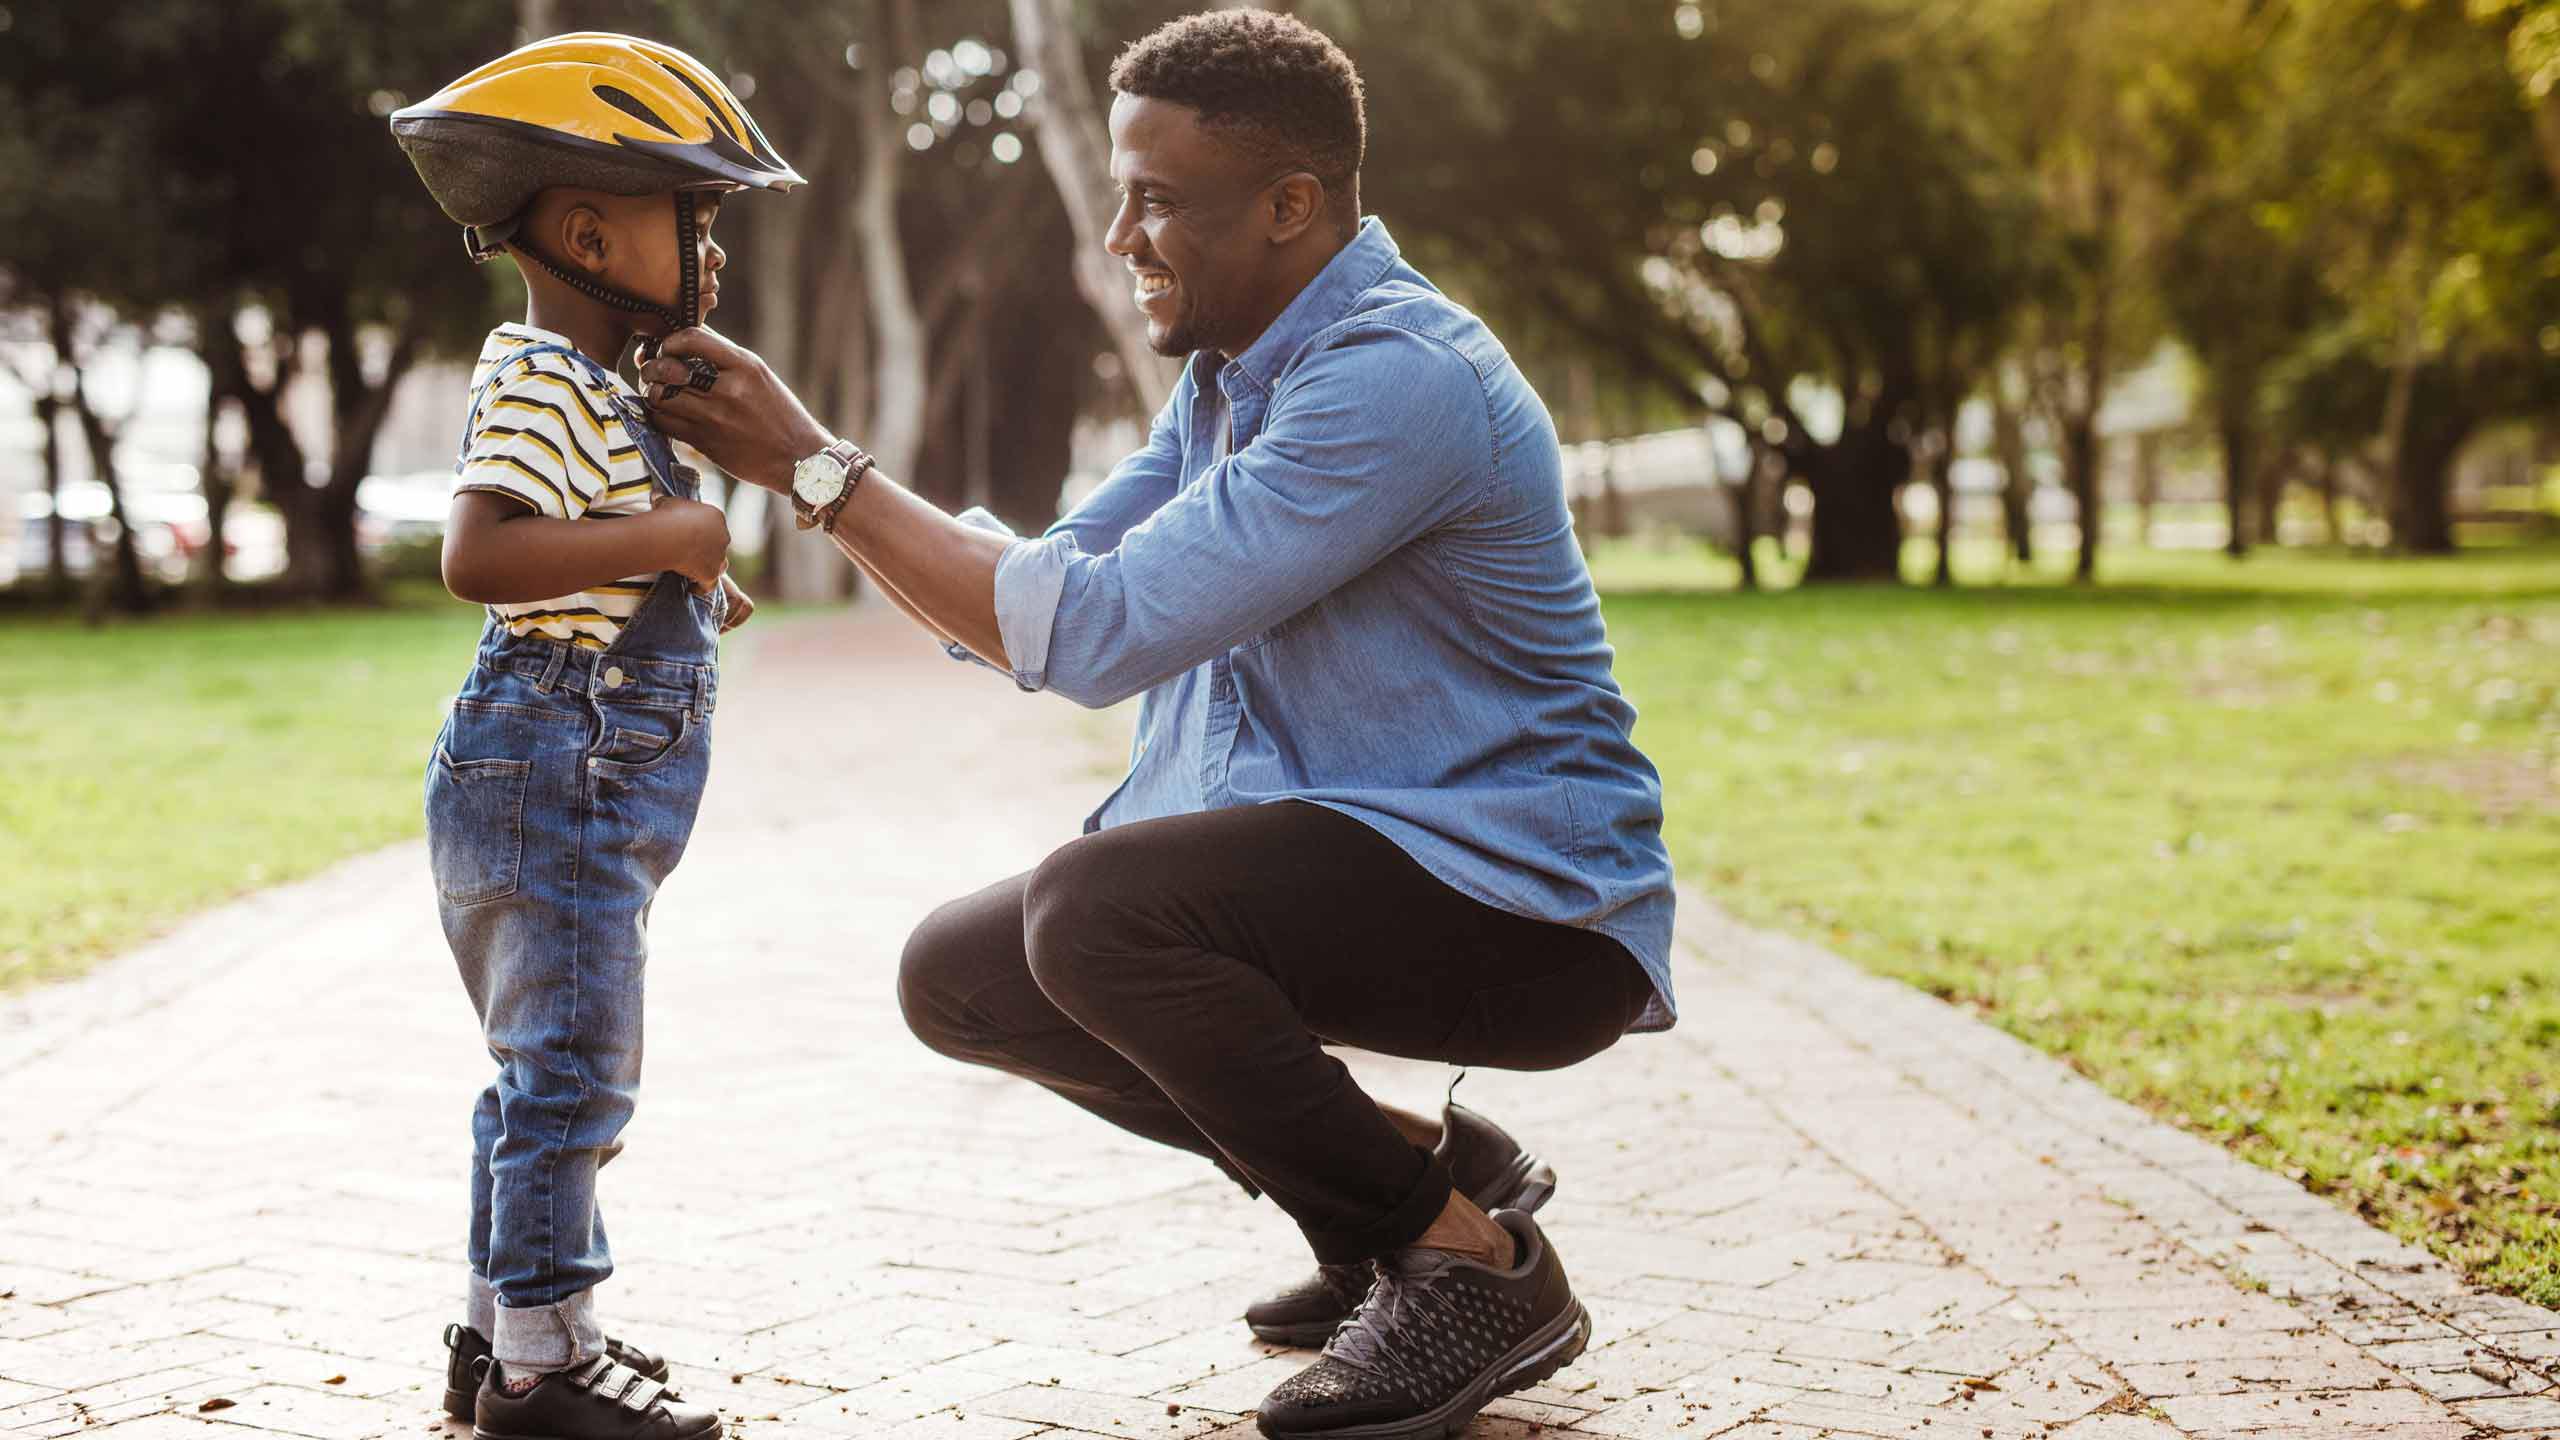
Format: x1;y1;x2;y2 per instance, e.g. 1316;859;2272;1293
472;190;704;337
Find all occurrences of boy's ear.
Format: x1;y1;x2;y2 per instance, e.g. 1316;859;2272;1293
557;203;609;273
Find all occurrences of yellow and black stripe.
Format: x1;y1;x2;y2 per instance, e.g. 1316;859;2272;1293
455;323;664;648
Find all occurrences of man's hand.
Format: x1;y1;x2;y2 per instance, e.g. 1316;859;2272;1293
639;327;833;493
645;491;732;596
717;573;755;633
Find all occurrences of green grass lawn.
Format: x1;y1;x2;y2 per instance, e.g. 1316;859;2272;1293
1594;538;2560;1301
0;585;487;988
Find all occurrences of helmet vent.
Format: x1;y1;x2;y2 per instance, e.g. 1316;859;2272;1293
593;84;677;136
656;61;745;149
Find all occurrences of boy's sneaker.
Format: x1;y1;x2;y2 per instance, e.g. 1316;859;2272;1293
442;1325;675;1422
471;1354;719;1440
1256;1210;1590;1440
1244;1102;1557;1347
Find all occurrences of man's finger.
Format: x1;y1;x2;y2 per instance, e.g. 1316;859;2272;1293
658;325;742;364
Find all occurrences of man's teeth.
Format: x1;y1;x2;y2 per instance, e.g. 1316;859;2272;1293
1135;273;1174;299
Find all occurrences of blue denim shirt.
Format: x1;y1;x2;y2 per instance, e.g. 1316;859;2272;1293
967;219;1675;1030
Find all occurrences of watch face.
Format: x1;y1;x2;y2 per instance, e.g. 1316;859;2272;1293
794;458;843;505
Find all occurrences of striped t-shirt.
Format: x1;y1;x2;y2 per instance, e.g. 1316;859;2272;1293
453;324;661;649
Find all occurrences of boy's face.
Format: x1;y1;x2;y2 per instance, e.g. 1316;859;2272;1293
532;188;728;329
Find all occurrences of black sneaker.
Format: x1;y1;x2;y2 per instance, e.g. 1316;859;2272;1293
471;1354;718;1440
441;1325;676;1423
1244;1102;1557;1347
1256;1211;1590;1440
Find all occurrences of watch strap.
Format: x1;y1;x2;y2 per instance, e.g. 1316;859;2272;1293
790;439;859;530
812;444;875;536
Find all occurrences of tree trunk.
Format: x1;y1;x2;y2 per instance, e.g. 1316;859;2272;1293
1928;428;1955;588
34;391;68;600
1009;0;1178;414
2317;451;2341;545
49;300;151;614
195;305;242;597
2062;406;2102;583
65;382;152;616
1803;420;1908;583
2254;449;2285;550
2215;411;2250;558
1991;391;2033;567
755;118;847;603
1732;440;1764;591
2390;396;2472;555
198;393;233;595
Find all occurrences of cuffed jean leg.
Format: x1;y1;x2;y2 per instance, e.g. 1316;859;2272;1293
492;1288;605;1372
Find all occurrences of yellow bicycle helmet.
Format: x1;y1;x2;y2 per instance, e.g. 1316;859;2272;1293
391;32;804;330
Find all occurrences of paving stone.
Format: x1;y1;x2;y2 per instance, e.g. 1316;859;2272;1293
5;608;2559;1440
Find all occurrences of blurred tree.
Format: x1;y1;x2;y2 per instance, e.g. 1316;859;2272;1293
117;0;514;599
1972;0;2175;584
0;9;177;612
1346;0;2035;583
2471;0;2560;195
2266;0;2560;552
2143;0;2333;557
1009;0;1181;415
636;0;1105;600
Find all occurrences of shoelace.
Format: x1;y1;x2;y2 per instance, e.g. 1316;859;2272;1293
1321;1256;1465;1376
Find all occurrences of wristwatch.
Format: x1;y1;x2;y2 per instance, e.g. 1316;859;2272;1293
790;439;873;531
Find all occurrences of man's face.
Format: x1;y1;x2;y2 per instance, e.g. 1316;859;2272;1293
1104;94;1281;358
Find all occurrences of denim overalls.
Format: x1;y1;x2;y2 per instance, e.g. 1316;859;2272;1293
425;342;721;1369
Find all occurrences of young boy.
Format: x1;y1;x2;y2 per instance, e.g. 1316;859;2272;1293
389;33;802;1440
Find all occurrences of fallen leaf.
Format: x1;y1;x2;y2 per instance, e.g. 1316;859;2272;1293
323;1375;347;1386
198;1399;236;1413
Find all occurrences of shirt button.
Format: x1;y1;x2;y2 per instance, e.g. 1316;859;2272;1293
603;665;626;689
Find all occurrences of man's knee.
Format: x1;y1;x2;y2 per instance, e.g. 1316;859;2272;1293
1021;832;1180;1021
897;895;1001;1059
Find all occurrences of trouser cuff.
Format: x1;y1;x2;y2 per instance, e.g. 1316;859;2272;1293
1303;1144;1453;1266
467;1269;499;1337
492;1288;602;1371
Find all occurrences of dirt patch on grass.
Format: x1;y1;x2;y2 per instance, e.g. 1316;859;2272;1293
2384;750;2560;820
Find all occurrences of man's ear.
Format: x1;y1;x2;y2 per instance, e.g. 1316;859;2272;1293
558;203;609;273
1265;173;1327;246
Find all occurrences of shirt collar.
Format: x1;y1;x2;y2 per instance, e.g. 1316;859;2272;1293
1219;217;1401;395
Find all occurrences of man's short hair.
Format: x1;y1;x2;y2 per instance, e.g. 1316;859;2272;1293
1108;9;1366;207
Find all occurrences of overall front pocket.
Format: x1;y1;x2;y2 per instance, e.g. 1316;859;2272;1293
588;707;696;779
426;747;532;906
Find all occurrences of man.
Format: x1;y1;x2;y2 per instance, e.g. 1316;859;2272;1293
643;13;1676;1440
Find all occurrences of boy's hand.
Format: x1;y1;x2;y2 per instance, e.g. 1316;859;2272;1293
718;573;755;633
647;492;731;596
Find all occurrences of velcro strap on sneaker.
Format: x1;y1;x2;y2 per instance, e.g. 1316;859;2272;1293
620;1378;667;1412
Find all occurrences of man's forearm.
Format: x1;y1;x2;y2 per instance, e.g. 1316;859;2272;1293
840;545;954;648
823;468;1012;668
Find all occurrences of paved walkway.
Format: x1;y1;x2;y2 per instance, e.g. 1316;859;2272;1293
6;609;2560;1440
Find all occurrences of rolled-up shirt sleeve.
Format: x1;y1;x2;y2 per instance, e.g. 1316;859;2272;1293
947;375;1191;687
1009;323;1490;709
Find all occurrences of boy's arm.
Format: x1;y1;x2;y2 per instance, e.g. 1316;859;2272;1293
441;490;730;604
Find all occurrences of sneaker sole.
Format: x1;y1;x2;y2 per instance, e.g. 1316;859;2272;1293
474;1419;718;1440
1245;1156;1560;1349
1255;1297;1593;1440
